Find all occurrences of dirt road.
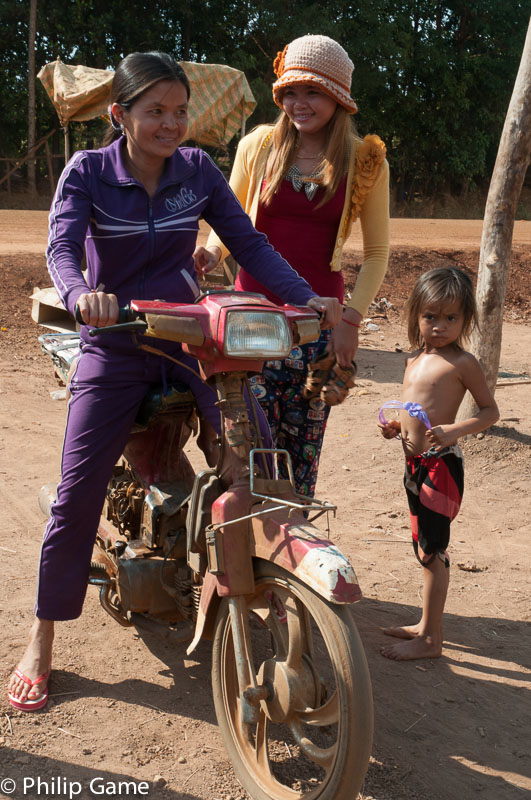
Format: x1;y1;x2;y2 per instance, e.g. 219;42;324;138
0;213;530;800
1;209;530;254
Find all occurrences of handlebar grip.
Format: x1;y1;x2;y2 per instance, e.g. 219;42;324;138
74;304;133;325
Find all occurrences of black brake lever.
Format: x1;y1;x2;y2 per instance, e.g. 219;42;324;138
87;320;148;337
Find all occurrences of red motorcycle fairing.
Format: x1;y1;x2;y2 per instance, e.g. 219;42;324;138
130;294;318;378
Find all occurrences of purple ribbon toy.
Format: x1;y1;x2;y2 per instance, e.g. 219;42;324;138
378;400;432;430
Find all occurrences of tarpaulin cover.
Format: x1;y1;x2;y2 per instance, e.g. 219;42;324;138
37;58;256;146
37;60;113;125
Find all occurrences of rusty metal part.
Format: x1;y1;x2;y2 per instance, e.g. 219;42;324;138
215;372;254;473
98;583;132;627
191;582;202;619
88;562;111;586
104;466;143;538
96;515;130;563
140;484;189;549
172;566;198;620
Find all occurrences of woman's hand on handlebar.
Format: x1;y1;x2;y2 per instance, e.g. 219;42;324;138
76;291;119;327
306;296;342;329
193;245;221;277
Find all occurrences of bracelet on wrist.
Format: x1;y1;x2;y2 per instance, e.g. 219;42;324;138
342;317;361;329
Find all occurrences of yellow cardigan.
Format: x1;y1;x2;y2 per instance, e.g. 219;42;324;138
207;124;390;316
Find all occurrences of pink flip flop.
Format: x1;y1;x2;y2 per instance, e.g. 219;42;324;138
7;668;50;712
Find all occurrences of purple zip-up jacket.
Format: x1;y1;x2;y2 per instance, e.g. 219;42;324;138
47;138;316;322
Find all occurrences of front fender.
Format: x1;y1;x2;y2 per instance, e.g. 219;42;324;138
186;506;362;656
249;507;361;604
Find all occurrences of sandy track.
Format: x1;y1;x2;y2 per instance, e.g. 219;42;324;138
1;209;530;255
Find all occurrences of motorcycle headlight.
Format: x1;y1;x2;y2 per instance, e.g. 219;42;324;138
223;310;292;358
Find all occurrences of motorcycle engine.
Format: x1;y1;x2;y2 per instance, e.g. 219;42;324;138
104;461;189;552
104;463;144;539
100;461;197;622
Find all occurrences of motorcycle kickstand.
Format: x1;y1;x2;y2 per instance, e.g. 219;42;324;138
228;596;269;725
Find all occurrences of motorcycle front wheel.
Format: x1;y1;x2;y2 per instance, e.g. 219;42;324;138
211;560;373;800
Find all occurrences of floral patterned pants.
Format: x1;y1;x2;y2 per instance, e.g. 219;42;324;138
249;330;331;497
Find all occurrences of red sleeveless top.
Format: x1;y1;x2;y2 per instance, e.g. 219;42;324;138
235;177;347;305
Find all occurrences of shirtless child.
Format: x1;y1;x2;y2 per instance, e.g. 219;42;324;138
379;268;499;660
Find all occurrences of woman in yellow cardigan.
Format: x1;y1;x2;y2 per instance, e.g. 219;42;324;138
194;34;390;497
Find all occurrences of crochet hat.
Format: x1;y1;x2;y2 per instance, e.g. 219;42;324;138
272;34;357;114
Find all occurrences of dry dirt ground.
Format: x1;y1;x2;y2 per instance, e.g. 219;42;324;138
0;211;530;800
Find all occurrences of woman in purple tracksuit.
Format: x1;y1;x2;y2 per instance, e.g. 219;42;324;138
8;51;341;711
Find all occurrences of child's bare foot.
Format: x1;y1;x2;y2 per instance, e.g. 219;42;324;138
8;619;54;703
381;634;442;661
383;623;422;639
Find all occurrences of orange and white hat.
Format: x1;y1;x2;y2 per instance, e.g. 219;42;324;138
272;34;357;114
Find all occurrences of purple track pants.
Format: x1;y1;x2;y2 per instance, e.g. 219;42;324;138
36;340;224;620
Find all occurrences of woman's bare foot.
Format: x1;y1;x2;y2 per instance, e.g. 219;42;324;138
8;618;54;702
381;634;442;661
383;623;422;639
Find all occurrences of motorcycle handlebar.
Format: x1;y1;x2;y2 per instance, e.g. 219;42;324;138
74;304;136;325
74;304;147;337
74;297;321;341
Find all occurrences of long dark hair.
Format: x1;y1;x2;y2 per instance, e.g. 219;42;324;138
103;51;190;146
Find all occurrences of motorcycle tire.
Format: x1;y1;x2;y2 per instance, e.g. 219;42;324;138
211;559;373;800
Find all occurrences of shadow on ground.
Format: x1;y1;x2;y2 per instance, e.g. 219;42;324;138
354;598;530;800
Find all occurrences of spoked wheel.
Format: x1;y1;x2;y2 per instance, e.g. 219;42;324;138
211;560;373;800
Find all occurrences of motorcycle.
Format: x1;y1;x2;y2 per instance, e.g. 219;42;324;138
38;289;373;800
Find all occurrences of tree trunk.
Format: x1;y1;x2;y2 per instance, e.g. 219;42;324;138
182;3;191;61
459;16;531;421
27;0;38;194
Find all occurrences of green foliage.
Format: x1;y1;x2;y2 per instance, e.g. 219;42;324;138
0;0;529;199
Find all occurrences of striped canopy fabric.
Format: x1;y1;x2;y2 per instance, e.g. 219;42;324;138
183;61;256;146
37;57;256;147
37;59;114;126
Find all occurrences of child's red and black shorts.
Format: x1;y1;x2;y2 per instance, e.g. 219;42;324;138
404;444;464;568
